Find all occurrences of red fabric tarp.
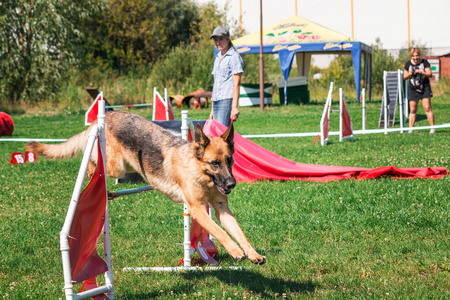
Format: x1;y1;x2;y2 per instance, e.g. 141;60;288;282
202;120;447;182
69;141;108;284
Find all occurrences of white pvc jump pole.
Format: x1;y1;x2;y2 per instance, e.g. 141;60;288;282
152;87;157;121
319;82;333;146
180;110;191;268
98;99;115;300
241;123;450;139
404;79;409;117
362;88;366;132
383;71;388;134
60;94;114;300
398;69;405;133
165;88;170;121
339;88;343;142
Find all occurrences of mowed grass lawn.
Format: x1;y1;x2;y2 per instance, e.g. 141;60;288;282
1;94;449;299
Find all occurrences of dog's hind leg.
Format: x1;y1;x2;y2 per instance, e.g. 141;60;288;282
212;200;266;265
188;203;247;262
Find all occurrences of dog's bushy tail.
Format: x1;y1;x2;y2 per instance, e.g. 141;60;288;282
25;129;90;160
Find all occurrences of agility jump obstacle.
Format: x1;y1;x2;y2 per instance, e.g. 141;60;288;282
378;70;408;134
61;93;114;299
85;87;174;125
62;99;224;298
319;82;355;146
243;78;449;140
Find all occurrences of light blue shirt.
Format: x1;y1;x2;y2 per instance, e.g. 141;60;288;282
211;47;244;101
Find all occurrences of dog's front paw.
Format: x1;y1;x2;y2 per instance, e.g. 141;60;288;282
248;253;266;265
234;254;246;262
230;248;246;262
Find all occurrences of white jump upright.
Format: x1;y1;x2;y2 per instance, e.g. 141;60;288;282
383;70;389;135
398;69;405;133
319;82;334;146
180;110;192;268
361;88;366;132
60;93;114;300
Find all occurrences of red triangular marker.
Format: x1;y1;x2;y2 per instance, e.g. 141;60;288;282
24;151;37;163
10;152;25;165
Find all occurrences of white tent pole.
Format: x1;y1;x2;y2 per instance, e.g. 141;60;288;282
284;82;287;106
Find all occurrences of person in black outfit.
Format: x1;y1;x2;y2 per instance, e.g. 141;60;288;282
403;48;435;133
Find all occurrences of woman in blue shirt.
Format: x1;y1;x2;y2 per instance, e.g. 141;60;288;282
210;26;243;127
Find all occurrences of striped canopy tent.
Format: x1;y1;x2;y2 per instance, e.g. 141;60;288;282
232;16;372;103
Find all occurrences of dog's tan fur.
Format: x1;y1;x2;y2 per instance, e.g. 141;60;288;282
26;110;266;265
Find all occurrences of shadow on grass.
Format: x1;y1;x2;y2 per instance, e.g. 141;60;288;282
185;269;317;297
120;269;317;299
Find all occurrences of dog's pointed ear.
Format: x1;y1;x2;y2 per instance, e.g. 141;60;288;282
194;123;210;159
220;122;234;147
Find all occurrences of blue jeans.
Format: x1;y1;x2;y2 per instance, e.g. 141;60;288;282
213;99;232;127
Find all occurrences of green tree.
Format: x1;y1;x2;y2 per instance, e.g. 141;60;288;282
89;0;201;72
370;38;398;87
318;54;355;89
149;1;235;94
0;0;104;105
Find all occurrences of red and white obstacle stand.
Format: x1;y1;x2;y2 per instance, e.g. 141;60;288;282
319;82;355;146
85;87;174;126
152;87;175;121
61;94;113;299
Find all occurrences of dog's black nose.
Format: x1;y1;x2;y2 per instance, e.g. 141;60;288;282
226;178;236;190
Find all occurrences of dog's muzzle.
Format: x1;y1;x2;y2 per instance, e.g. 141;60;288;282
212;176;236;195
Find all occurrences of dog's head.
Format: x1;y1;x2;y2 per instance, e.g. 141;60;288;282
194;123;236;195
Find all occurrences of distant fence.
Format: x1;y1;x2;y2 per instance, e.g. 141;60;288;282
386;46;450;59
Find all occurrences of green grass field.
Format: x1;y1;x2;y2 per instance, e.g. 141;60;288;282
1;94;449;299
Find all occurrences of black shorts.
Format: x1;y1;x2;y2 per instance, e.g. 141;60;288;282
408;84;433;101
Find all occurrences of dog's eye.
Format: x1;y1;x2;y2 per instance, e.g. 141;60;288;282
209;160;220;168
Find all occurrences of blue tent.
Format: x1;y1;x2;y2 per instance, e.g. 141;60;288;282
232;16;372;104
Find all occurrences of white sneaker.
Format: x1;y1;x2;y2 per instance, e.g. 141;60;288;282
430;128;436;134
408;130;413;134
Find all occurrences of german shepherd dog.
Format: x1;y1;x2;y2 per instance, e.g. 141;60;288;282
26;110;266;265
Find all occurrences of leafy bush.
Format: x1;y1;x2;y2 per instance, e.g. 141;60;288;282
0;0;102;105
